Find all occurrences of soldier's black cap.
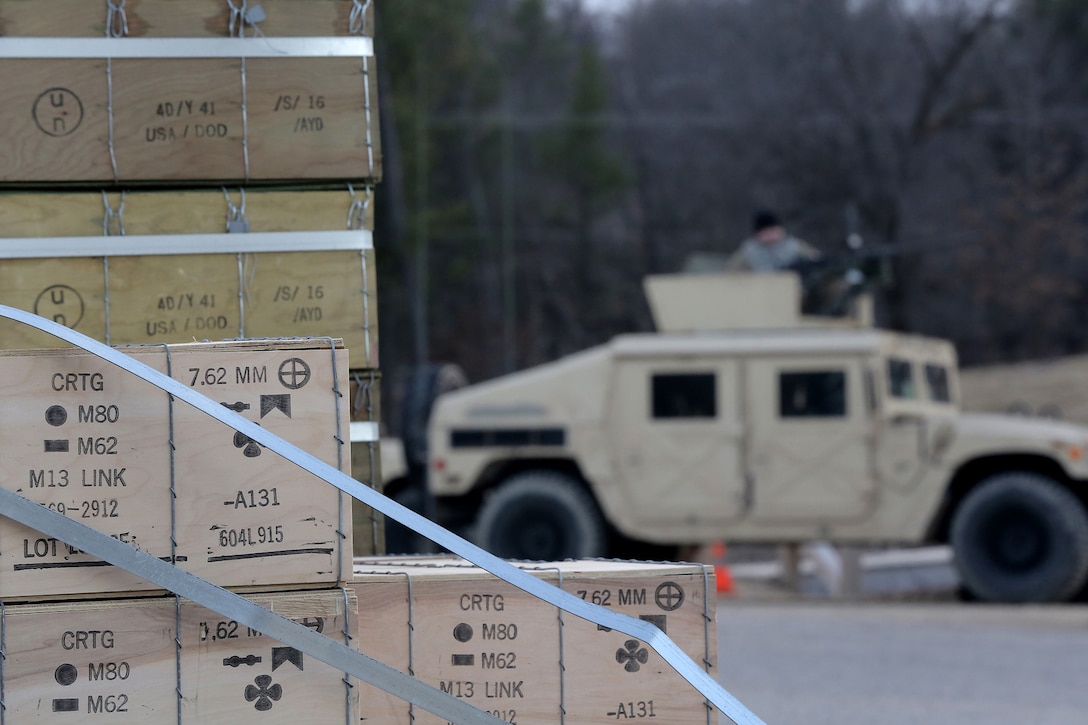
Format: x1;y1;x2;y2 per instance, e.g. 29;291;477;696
753;209;781;232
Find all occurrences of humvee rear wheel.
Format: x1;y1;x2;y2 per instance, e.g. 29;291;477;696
474;471;606;561
951;472;1088;603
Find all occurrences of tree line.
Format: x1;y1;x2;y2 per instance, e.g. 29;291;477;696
373;0;1088;398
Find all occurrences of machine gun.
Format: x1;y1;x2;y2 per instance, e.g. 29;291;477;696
792;227;981;318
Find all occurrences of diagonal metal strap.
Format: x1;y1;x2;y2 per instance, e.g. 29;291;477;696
0;487;502;725
0;305;765;725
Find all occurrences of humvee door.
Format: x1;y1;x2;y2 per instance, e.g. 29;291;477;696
746;357;876;522
607;358;746;534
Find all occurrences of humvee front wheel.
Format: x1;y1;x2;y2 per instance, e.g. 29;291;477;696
474;471;606;561
951;472;1088;603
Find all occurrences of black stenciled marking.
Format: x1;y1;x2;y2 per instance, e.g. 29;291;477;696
271;647;304;672
45;405;68;426
244;675;282;712
52;698;80;712
654;581;685;612
221;401;251;413
639;614;667;634
260;394;291;418
33;88;83;137
43;439;69;453
232;430;263;458
14;554;187;571
615;640;649;673
453;623;474;642
297;617;324;633
34;285;85;328
223;655;262;668
55;663;78;686
206;548;333;563
277;358;311;390
451;654;475;666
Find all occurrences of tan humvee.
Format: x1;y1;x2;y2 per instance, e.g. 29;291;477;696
385;272;1088;603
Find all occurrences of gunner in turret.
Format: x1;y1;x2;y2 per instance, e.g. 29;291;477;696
726;209;821;272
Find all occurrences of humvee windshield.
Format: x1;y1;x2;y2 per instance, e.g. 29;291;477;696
884;356;956;406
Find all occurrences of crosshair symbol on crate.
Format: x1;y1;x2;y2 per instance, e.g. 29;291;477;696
615;640;649;673
244;674;283;711
278;358;311;390
655;581;685;611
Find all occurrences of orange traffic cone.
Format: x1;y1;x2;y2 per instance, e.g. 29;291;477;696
710;541;735;595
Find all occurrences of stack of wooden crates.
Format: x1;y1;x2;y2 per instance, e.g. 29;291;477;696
0;2;723;722
0;1;378;720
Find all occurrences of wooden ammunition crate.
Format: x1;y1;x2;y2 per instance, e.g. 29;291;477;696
0;339;353;600
0;189;378;363
350;557;717;725
0;0;374;38
0;589;358;722
0;1;381;184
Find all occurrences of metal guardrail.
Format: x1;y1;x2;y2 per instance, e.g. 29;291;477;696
0;306;766;725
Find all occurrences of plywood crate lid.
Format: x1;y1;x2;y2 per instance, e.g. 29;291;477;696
0;4;381;185
350;556;717;725
0;589;359;721
0;189;378;362
0;0;375;38
0;339;353;600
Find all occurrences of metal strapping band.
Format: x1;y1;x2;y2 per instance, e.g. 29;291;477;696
0;231;371;259
552;567;567;723
100;192;126;346
239;56;251;180
347;185;374;366
106;0;129;38
161;344;183;725
106;59;119;181
322;337;347;587
0;308;765;725
0;601;6;724
349;0;377;177
0;487;502;725
105;1;127;181
402;571;417;725
226;2;255;182
0;37;374;59
340;587;354;725
227;0;246;39
223;187;250;336
236;252;247;337
702;564;714;725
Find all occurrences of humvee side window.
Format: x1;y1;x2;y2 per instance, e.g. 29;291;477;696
652;373;716;419
925;363;952;403
887;358;916;399
779;371;846;418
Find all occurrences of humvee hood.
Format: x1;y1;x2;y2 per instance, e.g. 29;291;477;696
955;412;1088;444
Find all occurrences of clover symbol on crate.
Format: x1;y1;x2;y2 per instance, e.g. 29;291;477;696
233;430;264;458
244;674;283;711
615;639;649;673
